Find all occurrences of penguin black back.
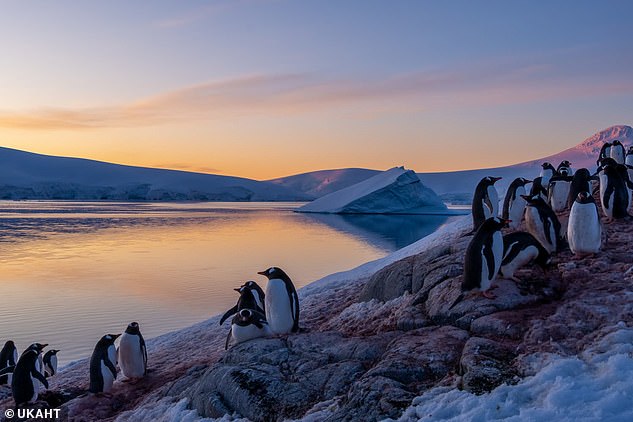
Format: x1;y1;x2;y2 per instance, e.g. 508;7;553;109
501;231;550;270
11;346;48;406
471;176;501;231
598;142;612;165
89;334;120;393
0;341;17;385
220;280;266;325
567;168;596;209
502;177;531;220
462;217;508;292
530;177;548;199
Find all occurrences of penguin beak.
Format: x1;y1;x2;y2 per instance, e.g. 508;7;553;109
112;334;121;340
524;179;533;184
491;177;502;182
41;344;48;349
257;270;267;276
233;288;241;292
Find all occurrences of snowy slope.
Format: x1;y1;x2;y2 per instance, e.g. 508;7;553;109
297;166;447;214
0;147;310;201
267;168;380;198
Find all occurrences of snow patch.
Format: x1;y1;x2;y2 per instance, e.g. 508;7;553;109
390;326;633;422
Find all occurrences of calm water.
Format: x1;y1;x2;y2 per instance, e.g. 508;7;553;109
0;201;458;365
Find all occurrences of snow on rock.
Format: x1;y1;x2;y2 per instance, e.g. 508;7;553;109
297;166;448;214
391;326;633;422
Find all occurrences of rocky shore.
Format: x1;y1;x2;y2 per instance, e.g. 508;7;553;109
1;207;632;421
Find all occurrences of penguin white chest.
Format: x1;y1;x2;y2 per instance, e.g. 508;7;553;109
232;323;271;345
508;187;526;229
550;181;570;212
101;345;117;392
119;333;145;378
265;279;294;334
568;203;601;254
500;245;539;278
486;185;499;217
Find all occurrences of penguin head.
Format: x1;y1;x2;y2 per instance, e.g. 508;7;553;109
519;178;532;186
627;146;633;155
101;334;121;345
3;340;15;349
612;140;622;147
480;176;502;186
559;160;571;167
46;349;60;356
235;280;260;293
238;309;253;322
520;194;546;206
482;217;510;230
257;267;289;280
125;322;141;335
541;162;555;171
575;191;594;204
28;343;48;353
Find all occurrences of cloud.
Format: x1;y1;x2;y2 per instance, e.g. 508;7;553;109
154;0;273;29
1;50;632;131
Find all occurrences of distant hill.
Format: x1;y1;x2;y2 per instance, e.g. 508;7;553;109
0;147;311;201
268;125;633;203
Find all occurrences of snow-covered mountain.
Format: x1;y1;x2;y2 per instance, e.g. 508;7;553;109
270;125;633;203
0;147;311;201
297;166;447;214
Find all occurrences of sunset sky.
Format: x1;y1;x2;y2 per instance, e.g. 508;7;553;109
1;0;632;179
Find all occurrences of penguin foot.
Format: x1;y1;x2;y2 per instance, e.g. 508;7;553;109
482;290;497;300
95;392;113;398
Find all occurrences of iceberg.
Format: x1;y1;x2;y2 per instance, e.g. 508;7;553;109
297;166;448;214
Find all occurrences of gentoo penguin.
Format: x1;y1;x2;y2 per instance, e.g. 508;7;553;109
597;162;630;221
225;309;271;350
522;194;564;254
567;168;598;209
89;334;120;394
529;177;548;201
42;349;59;378
220;280;266;325
502;178;531;230
548;174;573;213
118;322;147;379
568;191;602;256
0;341;18;385
556;160;573;176
626;146;633;181
597;142;612;166
610;140;626;164
471;176;502;231
499;231;551;282
257;267;299;334
462;217;509;299
9;343;48;406
540;162;557;187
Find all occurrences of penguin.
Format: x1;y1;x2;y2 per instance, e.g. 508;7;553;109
502;178;531;230
461;217;509;299
9;343;48;406
257;267;299;334
610;140;626;164
225;309;271;350
219;280;266;325
471;176;502;231
89;334;120;394
540;162;557;187
118;322;147;380
522;194;564;254
597;142;612;166
0;341;18;385
597;162;630;221
499;231;551;282
568;191;602;256
529;176;548;201
626;146;633;182
42;349;59;378
556;160;574;176
548;174;573;213
567;168;598;209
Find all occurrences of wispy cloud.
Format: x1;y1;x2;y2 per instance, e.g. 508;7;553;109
154;0;271;29
1;51;632;131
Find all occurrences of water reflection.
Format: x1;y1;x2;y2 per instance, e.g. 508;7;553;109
0;201;455;365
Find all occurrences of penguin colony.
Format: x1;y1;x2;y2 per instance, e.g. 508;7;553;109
0;267;298;407
1;140;630;411
463;139;633;298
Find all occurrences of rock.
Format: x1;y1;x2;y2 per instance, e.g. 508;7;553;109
359;257;414;302
459;337;517;394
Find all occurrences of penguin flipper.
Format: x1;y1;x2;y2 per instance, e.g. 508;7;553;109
105;358;117;379
482;241;496;282
0;365;14;376
32;368;49;389
220;305;238;325
225;327;232;350
141;337;148;375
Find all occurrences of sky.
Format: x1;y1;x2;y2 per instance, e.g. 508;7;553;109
0;0;632;180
